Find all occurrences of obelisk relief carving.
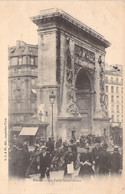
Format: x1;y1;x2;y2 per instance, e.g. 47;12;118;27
99;55;108;118
94;53;103;118
60;35;80;117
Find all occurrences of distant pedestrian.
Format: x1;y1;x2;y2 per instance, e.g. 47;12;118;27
16;143;30;178
110;145;122;175
92;139;102;174
63;146;74;180
98;143;110;175
78;146;94;178
40;146;51;181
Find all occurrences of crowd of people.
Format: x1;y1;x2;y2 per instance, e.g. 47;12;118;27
9;134;123;181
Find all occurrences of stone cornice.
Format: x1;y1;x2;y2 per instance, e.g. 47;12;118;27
8;64;38;69
36;23;107;54
36;84;59;89
31;8;111;48
58;116;82;121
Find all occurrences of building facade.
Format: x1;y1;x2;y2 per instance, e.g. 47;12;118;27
105;65;123;127
30;8;111;141
8;40;38;134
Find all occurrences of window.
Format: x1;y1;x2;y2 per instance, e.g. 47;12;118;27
31;57;34;65
11;57;18;66
106;86;108;92
111;95;114;102
116;87;119;93
111;115;114;122
116;96;119;103
14;68;17;73
35;57;38;66
116;78;118;83
19;57;22;65
17;78;21;88
116;105;119;113
17;89;21;98
121;87;123;94
111;77;113;83
121;96;123;103
111;105;114;113
105;95;108;104
121;106;123;113
121;79;123;84
23;56;27;64
105;76;108;82
117;115;119;122
111;86;114;93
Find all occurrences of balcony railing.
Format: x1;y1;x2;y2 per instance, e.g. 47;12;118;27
105;80;123;85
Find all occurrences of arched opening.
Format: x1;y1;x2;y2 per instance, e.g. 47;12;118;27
75;69;92;133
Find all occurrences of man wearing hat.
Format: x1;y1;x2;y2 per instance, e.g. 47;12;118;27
40;146;51;181
110;145;122;175
92;139;102;174
98;143;110;175
63;145;74;180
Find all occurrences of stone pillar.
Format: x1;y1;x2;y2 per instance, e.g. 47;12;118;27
94;53;102;118
59;33;68;116
37;31;58;139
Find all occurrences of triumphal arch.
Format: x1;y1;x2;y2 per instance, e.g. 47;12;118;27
31;8;110;140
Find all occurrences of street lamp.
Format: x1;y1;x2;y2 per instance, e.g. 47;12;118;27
49;91;56;138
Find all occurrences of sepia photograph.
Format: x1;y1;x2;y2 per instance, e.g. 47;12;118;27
0;1;125;194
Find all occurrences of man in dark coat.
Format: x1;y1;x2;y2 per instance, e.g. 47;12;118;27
98;143;110;175
78;146;94;178
15;143;30;178
71;142;77;169
46;138;54;154
92;140;102;174
40;146;51;181
110;146;122;175
63;146;74;180
9;144;18;177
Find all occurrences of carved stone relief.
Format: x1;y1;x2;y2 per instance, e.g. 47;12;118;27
65;38;80;116
74;44;95;64
99;55;108;117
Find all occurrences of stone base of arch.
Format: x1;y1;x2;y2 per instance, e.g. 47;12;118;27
57;116;110;141
57;116;82;141
92;117;110;138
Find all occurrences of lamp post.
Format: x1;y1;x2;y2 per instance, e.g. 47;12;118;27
49;91;56;139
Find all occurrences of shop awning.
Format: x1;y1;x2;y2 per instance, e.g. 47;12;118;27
11;126;22;132
19;127;38;136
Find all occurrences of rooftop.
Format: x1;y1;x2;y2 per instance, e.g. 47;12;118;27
8;40;38;58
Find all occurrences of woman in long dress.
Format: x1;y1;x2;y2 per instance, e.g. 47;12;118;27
78;146;94;178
